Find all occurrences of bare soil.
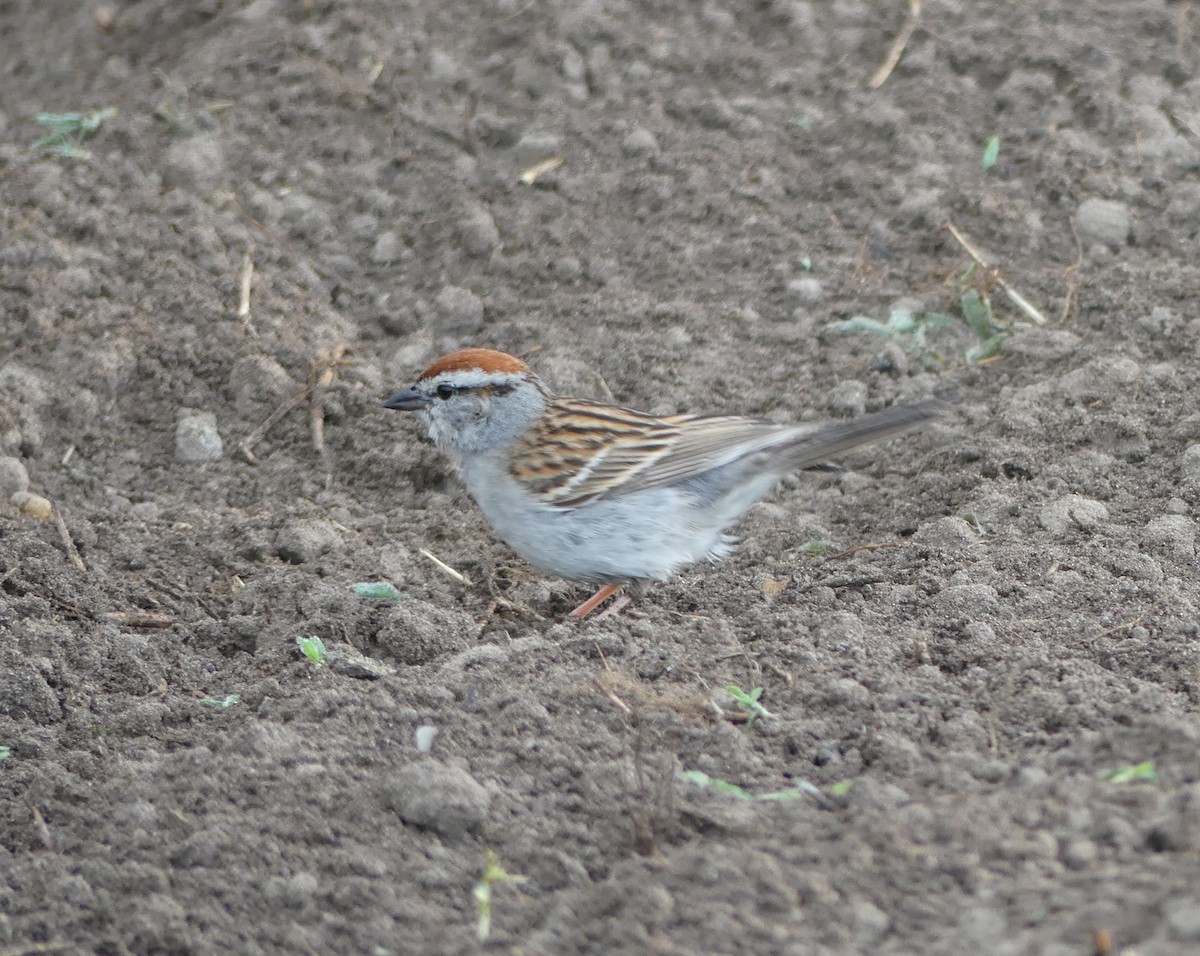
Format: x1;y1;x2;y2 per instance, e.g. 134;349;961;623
3;1;1200;953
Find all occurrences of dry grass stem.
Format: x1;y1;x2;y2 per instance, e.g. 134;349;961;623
236;247;257;336
420;548;471;585
52;508;86;572
946;222;1047;325
869;0;922;90
518;156;565;185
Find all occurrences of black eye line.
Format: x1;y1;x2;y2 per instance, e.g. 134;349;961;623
435;381;517;399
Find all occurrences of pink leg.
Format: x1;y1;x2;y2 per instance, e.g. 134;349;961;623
568;583;623;620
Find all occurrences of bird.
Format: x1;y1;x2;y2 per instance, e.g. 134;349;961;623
384;348;941;619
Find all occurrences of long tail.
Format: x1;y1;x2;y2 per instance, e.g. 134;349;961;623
782;398;944;471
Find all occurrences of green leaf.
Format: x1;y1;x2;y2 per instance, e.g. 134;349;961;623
296;635;326;666
960;289;995;338
796;539;831;556
200;694;240;710
981;135;1000;171
352;581;403;600
886;308;918;334
829;779;854;796
965;332;1008;364
0;746;11;761
1101;760;1158;784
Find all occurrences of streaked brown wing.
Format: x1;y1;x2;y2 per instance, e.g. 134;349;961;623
509;398;788;508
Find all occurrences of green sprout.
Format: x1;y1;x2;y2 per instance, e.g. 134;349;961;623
33;107;117;160
295;635;326;668
199;694;240;710
725;685;773;728
1101;761;1159;784
829;275;1011;368
981;135;1000;171
352;581;403;600
474;850;526;942
828;308;953;368
794;539;832;557
683;771;805;802
0;746;11;761
829;779;854;796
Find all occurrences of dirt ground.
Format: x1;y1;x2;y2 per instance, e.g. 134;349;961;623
2;0;1199;953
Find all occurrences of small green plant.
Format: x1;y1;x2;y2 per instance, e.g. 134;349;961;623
981;135;1000;171
829;779;854;796
352;581;403;600
725;685;773;728
295;635;326;668
199;694;240;710
474;850;526;942
1101;761;1159;784
828;308;953;368
683;771;804;802
0;746;11;761
33;107;117;160
828;274;1011;368
794;539;832;557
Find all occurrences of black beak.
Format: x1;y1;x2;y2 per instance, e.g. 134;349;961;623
383;386;430;411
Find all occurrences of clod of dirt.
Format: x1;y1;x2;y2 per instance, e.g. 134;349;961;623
458;204;500;257
0;456;29;497
1076;198;1132;249
163;133;227;196
174;411;224;464
1038;495;1110;536
1181;444;1200;481
621;127;659;158
383;760;490;838
370;231;403;265
1140;515;1197;559
374;602;475;666
275;519;342;564
433;285;485;335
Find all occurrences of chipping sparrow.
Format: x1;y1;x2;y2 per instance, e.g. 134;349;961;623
385;348;941;618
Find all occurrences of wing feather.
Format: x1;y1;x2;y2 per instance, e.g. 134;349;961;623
509;398;790;508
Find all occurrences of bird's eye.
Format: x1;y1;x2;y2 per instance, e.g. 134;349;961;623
435;383;456;400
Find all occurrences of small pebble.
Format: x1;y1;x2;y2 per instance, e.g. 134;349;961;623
458;204;500;257
1141;514;1196;559
414;725;438;754
1181;444;1200;482
383;760;490;838
1039;495;1109;536
175;412;224;464
786;276;824;304
512;131;561;164
550;256;583;282
275;519;341;564
370;230;403;264
432;286;484;334
11;490;53;520
1165;898;1200;942
826;380;867;417
0;456;30;498
163;133;227;195
621;127;659;157
1076;198;1131;248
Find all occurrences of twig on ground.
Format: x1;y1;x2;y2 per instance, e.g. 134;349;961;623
236;246;257;336
52;508;86;572
946;223;1047;325
238;387;308;463
869;0;922;90
309;345;345;456
420;548;471;585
